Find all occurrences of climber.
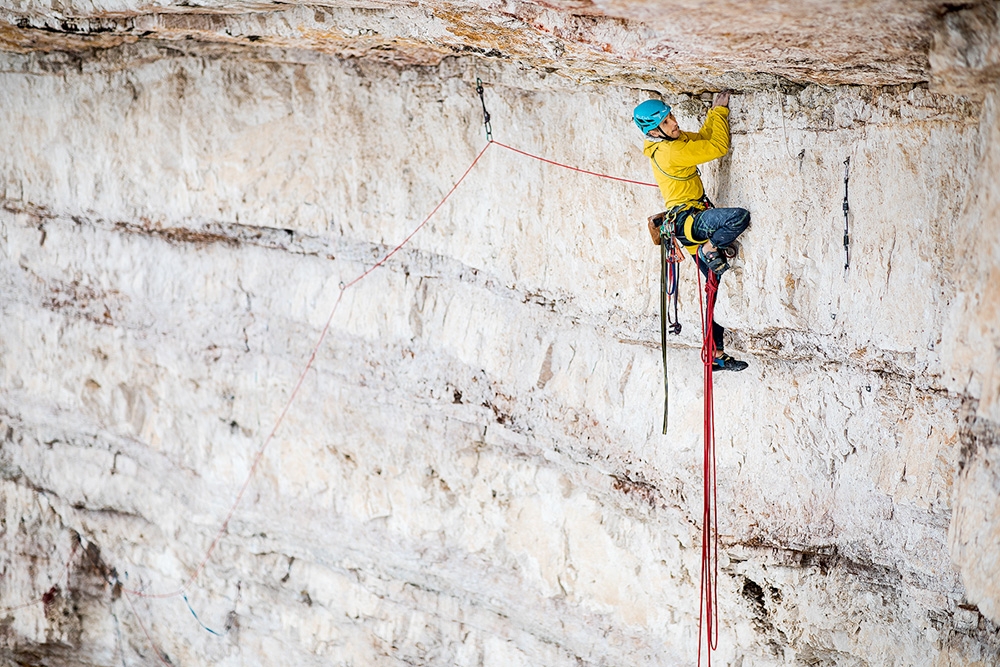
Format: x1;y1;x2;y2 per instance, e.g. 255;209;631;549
634;92;750;372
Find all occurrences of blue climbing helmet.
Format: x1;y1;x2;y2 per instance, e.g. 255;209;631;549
633;99;671;135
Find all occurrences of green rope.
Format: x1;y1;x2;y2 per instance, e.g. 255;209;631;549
660;228;669;435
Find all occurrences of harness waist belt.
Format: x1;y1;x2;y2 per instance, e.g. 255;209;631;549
668;195;715;249
673;207;707;248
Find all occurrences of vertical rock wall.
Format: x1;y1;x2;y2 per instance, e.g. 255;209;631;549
1;45;999;665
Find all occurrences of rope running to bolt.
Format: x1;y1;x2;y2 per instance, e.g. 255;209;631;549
492;140;659;187
476;78;657;187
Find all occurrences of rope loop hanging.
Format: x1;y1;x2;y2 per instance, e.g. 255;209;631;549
696;262;720;666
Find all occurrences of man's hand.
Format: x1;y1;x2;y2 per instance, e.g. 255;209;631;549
713;90;730;108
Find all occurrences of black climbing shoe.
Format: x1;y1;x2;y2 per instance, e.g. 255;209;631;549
712;352;748;372
698;245;729;276
718;241;740;259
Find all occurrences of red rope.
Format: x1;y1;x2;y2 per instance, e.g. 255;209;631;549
121;138;647;600
343;142;496;289
123;591;172;667
696;265;720;666
0;539;78;614
122;142;494;600
508;141;719;667
490;140;658;188
27;137;656;655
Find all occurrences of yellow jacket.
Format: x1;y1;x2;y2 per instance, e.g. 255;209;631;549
643;107;730;209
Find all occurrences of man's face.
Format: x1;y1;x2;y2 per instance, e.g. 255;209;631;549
658;113;681;139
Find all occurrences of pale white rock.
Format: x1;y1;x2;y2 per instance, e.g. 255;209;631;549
0;4;999;666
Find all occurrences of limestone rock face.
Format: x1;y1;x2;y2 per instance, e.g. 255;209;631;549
1;2;999;666
1;0;998;91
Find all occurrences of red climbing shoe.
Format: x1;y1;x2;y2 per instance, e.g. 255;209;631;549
712;352;748;372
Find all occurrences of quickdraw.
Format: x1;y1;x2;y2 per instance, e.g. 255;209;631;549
843;156;850;273
475;78;493;142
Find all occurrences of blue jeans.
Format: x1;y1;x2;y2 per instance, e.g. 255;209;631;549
690;207;751;248
688;207;750;351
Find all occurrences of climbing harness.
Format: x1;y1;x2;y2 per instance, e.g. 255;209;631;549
843;156;850;273
475;77;493;142
675;195;715;254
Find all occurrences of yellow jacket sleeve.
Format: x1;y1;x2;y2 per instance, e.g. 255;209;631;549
666;107;730;168
641;107;731;209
